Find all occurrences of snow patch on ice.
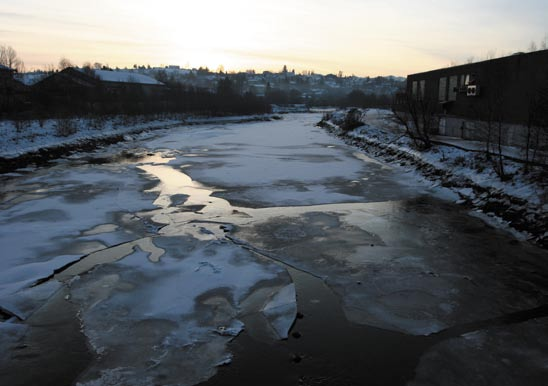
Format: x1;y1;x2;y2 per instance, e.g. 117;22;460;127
0;165;157;316
262;283;297;339
70;239;294;386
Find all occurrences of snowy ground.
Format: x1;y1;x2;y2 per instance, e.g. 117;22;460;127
320;108;548;246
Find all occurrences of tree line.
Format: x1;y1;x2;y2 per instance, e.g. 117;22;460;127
6;73;394;119
28;76;269;118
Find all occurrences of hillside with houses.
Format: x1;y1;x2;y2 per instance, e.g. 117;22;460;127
2;64;404;118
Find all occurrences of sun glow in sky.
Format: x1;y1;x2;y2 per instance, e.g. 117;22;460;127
1;0;547;76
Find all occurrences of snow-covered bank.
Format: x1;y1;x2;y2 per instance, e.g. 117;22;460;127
319;109;547;247
0;114;277;171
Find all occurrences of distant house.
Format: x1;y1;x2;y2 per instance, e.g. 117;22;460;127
34;67;99;93
405;49;548;146
32;67;166;113
0;64;30;114
32;67;100;112
93;69;165;95
35;67;164;95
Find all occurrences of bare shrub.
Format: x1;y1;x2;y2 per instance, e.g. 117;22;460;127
452;155;467;167
55;119;77;137
392;94;435;150
14;119;30;133
90;116;106;131
471;154;486;173
340;108;363;132
321;112;333;122
524;85;548;171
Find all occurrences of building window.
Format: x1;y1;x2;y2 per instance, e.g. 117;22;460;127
448;75;458;101
438;77;447;102
412;81;418;97
419;80;425;98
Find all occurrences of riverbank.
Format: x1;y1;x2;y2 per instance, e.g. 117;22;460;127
0;113;278;173
319;109;547;247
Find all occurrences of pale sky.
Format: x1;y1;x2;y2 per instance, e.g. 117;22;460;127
1;0;547;76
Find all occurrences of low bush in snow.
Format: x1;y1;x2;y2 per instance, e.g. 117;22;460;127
340;108;364;132
14;119;31;133
55;119;78;137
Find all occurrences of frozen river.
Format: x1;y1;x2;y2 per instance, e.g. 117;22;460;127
1;113;547;385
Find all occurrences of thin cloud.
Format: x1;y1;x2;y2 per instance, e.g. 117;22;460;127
223;49;341;69
0;11;35;19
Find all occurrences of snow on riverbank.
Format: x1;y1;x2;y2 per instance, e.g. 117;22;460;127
320;109;547;246
0;114;275;161
0;116;180;159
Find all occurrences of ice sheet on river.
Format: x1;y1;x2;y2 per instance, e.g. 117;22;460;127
135;155;548;337
231;198;548;336
3;113;547;385
409;317;548;386
0;165;157;317
70;237;296;386
141;115;422;207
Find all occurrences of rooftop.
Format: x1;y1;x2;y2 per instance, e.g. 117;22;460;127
408;49;548;77
93;69;164;85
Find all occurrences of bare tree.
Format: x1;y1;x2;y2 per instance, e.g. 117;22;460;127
81;61;95;76
43;63;56;74
58;57;74;70
482;67;509;180
0;45;25;72
485;49;497;60
525;82;548;171
392;92;435;149
541;35;548;50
